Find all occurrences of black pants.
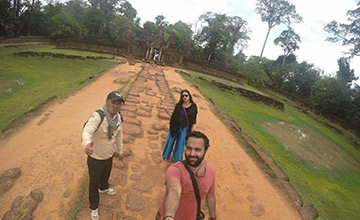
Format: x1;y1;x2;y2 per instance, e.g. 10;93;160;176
87;156;113;210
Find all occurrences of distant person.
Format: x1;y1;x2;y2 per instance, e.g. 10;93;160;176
154;51;160;65
156;131;217;220
162;89;198;162
82;91;125;220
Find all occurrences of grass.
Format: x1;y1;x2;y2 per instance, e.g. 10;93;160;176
181;69;360;220
69;175;89;220
0;44;117;133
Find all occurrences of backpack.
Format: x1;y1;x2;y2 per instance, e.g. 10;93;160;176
83;109;123;131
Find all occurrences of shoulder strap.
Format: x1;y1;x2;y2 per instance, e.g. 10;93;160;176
95;109;105;129
83;109;105;129
182;161;201;217
182;106;189;128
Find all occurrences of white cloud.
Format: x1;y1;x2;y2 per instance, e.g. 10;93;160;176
128;0;359;83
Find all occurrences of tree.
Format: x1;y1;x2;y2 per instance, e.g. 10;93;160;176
195;12;250;61
118;0;137;21
49;11;82;39
282;61;321;101
241;56;272;88
20;0;46;36
86;0;120;37
155;15;168;28
324;2;360;57
311;77;352;117
165;21;192;51
255;0;302;57
274;27;301;66
336;57;358;87
0;0;15;37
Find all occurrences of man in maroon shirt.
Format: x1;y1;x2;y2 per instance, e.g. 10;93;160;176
157;131;217;220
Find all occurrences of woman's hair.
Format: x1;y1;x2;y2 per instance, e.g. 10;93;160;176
177;89;194;104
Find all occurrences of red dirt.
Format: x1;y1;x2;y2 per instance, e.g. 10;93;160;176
0;62;301;219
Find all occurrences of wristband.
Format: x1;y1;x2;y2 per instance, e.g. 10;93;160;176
163;216;174;220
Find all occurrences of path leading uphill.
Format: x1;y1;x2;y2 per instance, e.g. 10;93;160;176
0;62;301;219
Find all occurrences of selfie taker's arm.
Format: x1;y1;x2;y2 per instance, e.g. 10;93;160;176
207;192;216;219
163;178;182;219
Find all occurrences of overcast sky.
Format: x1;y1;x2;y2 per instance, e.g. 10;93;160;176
129;0;360;83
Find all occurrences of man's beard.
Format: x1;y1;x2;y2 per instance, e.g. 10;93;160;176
185;153;205;167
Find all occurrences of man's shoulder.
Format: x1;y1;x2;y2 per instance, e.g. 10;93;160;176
169;161;185;170
205;164;216;176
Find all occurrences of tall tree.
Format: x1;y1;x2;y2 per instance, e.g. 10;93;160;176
255;0;302;57
336;57;358;87
274;27;301;66
325;2;360;57
195;12;250;61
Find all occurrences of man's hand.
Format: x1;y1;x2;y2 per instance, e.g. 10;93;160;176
113;152;123;161
85;142;94;155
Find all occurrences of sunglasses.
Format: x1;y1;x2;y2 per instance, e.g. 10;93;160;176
182;94;189;98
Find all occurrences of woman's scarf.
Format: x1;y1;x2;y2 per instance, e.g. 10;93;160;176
103;105;119;140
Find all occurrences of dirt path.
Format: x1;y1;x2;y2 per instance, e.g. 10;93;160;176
0;62;301;219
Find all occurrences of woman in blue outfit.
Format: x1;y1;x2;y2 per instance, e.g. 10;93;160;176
162;89;198;162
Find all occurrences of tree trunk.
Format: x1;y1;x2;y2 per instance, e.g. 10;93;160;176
26;0;35;37
282;55;287;66
260;26;271;57
14;0;21;37
207;51;213;61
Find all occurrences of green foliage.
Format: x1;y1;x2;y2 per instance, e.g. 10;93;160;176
325;2;360;57
195;11;250;62
241;56;271;88
49;11;84;39
181;68;360;220
118;0;137;21
0;0;16;37
155;15;168;28
165;21;193;51
281;61;321;101
336;57;358;87
311;77;352;117
274;27;301;66
140;21;158;46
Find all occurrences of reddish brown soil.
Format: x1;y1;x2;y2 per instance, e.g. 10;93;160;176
0;62;301;219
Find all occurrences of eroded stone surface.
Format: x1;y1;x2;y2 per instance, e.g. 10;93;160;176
131;181;152;193
152;123;164;131
148;143;159;150
147;130;159;135
3;168;21;178
122;111;137;118
130;174;141;181
139;105;152;113
125;193;145;212
123;134;135;144
30;189;44;202
250;204;264;217
158;112;171;120
122;123;143;138
121;105;138;112
122;117;141;126
147;135;159;140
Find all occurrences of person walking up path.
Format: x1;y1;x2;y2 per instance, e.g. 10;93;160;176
162;89;198;162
